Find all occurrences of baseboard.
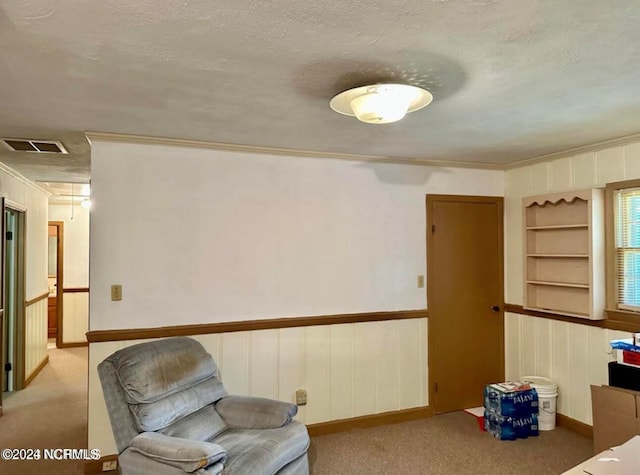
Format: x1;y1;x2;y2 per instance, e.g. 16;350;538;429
24;354;49;387
556;413;593;439
307;406;433;437
85;454;118;474
58;341;88;348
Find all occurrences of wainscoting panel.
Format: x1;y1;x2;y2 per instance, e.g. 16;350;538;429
88;317;429;455
505;312;631;425
249;329;278;400
305;325;331;424
398;318;426;410
62;291;89;343
330;323;354;421
25;297;48;379
353;322;377;417
278;327;306;421
219;332;250;396
375;320;400;414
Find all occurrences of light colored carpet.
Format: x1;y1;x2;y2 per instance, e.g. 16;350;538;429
309;412;593;474
0;347;594;474
0;347;88;475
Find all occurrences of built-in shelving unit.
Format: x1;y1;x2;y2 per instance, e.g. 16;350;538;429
523;188;605;320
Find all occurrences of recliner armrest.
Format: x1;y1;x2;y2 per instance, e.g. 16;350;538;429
215;395;298;429
130;432;227;473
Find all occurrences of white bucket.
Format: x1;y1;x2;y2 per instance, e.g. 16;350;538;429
522;376;558;431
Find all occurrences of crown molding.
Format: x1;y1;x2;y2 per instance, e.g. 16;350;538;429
0;161;51;196
86;130;640;173
504;131;640;170
85;131;504;170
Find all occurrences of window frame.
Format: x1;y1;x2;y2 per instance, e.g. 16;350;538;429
605;178;640;323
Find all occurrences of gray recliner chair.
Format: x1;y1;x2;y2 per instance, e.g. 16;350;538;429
98;337;310;474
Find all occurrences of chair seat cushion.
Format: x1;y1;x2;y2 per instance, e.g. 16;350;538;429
211;421;310;475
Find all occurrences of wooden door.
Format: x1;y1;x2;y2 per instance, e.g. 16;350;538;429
48;297;57;338
427;195;504;413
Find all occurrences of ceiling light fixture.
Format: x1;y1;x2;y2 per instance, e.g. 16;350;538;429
329;83;432;124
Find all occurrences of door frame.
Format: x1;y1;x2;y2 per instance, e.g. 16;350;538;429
49;221;64;349
426;194;505;413
3;205;26;391
0;197;4;414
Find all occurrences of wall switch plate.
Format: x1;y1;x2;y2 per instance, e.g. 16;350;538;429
295;389;307;405
417;275;425;288
102;460;118;471
111;284;122;301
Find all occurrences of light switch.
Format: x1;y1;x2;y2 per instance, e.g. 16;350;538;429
417;275;425;288
111;284;122;301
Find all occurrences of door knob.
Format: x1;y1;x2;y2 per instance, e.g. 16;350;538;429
491;305;500;312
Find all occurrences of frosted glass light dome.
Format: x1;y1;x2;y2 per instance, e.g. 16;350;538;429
330;84;432;124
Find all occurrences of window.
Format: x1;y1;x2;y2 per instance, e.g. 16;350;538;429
606;179;640;325
614;186;640;311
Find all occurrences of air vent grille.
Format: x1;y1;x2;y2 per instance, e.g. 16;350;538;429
1;138;68;154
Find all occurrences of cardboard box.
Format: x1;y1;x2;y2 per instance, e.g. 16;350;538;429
622;350;640;366
591;385;640;453
562;435;640;474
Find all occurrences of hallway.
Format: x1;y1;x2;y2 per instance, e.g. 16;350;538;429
0;346;88;474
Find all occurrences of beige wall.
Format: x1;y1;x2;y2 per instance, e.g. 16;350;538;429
0;163;49;378
505;142;640;424
49;203;89;343
49;203;89;287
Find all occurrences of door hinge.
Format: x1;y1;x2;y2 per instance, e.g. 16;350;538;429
432;224;435;234
434;382;438;393
4;362;11;372
5;231;12;241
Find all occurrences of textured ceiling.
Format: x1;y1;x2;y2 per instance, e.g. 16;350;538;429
2;1;640;182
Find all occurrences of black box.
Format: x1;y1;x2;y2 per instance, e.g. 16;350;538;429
609;361;640;391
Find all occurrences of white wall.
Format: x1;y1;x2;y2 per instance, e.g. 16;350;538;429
90;141;504;330
0;163;49;377
88;139;504;454
505;142;640;424
49;203;89;343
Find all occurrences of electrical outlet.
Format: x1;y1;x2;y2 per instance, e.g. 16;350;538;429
102;460;118;471
296;389;307;405
417;275;425;288
111;284;122;301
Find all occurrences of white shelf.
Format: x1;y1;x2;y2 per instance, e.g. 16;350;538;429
527;280;590;289
526;224;589;230
523;188;605;320
524;306;590;319
526;254;588;258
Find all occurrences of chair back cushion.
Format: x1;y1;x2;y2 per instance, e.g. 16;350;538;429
99;337;228;450
115;337;220;403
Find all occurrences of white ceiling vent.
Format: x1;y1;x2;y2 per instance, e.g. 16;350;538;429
1;138;68;154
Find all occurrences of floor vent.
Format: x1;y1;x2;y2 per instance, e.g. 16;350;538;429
1;138;68;154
